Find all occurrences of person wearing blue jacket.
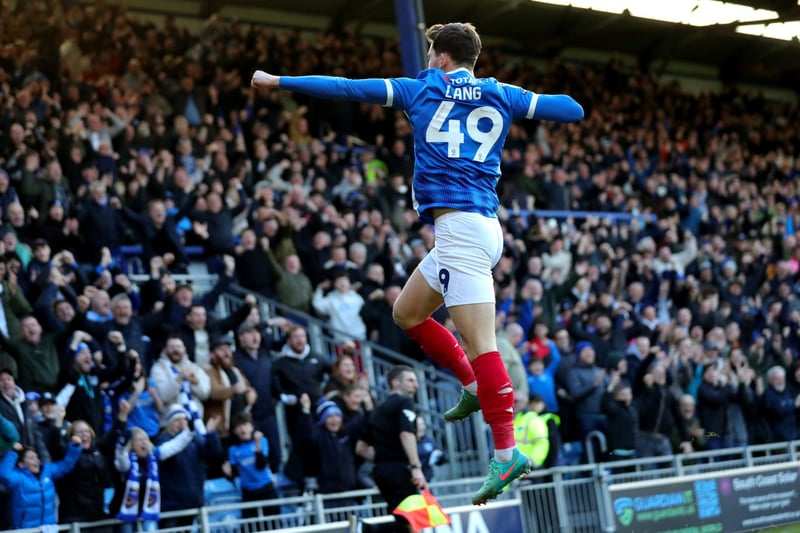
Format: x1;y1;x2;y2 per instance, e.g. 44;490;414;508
0;434;82;528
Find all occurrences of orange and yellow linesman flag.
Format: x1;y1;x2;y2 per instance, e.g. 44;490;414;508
392;489;451;532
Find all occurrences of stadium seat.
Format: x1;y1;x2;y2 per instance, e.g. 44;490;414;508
204;477;241;506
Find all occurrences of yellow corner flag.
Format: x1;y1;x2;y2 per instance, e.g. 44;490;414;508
392;489;451;532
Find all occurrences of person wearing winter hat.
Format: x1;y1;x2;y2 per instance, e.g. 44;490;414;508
156;404;222;529
294;394;359;505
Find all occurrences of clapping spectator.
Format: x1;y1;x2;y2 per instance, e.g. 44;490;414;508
203;337;257;440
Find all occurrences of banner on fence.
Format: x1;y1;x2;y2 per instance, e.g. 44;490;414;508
609;461;800;533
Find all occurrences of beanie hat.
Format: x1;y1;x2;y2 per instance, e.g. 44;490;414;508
165;404;190;426
315;399;343;426
576;341;594;357
74;342;91;357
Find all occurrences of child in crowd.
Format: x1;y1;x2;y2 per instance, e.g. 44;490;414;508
224;412;279;527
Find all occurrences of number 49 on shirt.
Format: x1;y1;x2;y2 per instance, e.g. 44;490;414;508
425;101;503;163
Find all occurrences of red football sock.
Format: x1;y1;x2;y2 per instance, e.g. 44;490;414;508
471;351;515;450
404;318;476;387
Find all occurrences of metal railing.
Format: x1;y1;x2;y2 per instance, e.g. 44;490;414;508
11;441;800;533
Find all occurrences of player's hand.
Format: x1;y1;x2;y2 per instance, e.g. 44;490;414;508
251;70;280;89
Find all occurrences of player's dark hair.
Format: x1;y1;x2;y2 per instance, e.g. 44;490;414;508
387;364;415;387
425;22;482;68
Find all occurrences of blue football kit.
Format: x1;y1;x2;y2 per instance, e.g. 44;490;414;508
279;68;583;223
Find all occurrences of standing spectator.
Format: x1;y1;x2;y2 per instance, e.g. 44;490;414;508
234;228;277;298
496;322;529;400
77;182;128;262
157;406;223;529
273;325;332;488
0;368;49;460
566;342;609;444
696;363;734;450
0;434;82;530
675;394;706;453
355;365;427;532
601;372;638;462
267;252;314;314
118;361;164;440
150;335;211;429
233;321;282;473
762;365;799;443
55;418;121;526
415;414;446;482
0;313;80;394
526;338;561;414
113;407;194;532
312;270;366;342
633;353;690;457
296;395;360;505
55;335;107;436
203;337;257;440
224;413;280;526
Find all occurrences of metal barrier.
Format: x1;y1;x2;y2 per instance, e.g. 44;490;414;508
9;442;800;533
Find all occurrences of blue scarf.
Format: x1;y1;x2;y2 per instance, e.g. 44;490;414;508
170;364;206;435
117;451;160;524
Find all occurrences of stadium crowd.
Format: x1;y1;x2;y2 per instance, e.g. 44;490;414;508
1;0;800;529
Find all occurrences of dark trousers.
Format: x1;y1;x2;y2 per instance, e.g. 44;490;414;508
242;483;280;521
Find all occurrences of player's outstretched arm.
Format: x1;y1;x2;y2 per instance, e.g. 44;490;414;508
533;94;584;123
251;69;392;106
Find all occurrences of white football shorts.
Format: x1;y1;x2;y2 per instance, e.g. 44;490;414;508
418;211;504;307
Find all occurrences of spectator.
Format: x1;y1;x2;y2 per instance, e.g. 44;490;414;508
113;409;194;531
54;418;121;525
150;334;211;429
0;434;82;530
118;357;165;439
234;228;277;298
633;353;690;457
203;337;257;440
273;324;332;488
267;252;314;314
312;270;366;343
0;311;85;394
696;363;734;451
157;405;223;529
55;334;107;436
675;394;706;453
496;322;529;400
566;342;609;444
0;368;50;462
762;365;799;443
324;352;370;398
601;372;638;462
415;414;446;482
176;261;257;366
77;183;128;262
526;337;561;414
233;321;282;473
297;395;360;505
224;412;280;525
